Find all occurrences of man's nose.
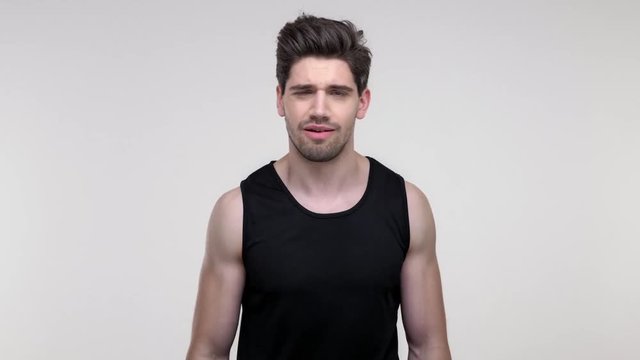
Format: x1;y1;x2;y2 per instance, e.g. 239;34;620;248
310;92;328;119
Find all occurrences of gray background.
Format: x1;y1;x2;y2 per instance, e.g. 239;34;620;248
1;0;639;359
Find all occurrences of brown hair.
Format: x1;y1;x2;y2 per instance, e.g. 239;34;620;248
276;14;372;95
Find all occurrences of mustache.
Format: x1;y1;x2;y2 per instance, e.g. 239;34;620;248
299;116;338;128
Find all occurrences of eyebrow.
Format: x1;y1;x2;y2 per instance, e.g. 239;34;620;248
288;84;355;93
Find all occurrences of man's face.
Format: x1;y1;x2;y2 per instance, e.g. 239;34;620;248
277;57;370;162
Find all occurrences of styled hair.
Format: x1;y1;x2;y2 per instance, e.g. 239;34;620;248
276;14;372;95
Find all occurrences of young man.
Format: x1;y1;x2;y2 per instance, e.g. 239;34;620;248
187;14;451;360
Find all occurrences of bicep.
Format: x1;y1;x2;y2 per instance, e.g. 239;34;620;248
400;248;445;346
190;259;245;357
400;182;448;350
188;189;245;358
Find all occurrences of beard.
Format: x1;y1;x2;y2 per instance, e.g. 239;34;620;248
285;117;354;162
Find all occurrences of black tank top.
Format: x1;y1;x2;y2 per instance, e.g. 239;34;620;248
238;156;410;360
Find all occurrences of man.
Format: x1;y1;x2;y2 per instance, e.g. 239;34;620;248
187;14;451;360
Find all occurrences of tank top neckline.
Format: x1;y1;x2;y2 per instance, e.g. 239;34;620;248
267;156;375;219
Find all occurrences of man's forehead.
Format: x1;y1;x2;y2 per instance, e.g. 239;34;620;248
287;57;356;87
306;62;337;73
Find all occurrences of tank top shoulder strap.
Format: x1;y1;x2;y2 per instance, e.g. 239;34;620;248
365;156;411;255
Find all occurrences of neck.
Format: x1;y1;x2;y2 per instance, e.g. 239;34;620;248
274;148;368;197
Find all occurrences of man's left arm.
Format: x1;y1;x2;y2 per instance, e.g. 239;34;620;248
400;181;452;360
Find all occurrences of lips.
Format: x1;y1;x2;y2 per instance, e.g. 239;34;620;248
303;125;335;140
303;125;334;132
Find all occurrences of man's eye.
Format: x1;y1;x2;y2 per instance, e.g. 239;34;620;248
330;91;348;96
293;91;312;96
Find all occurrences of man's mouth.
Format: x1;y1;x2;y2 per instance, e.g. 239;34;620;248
304;125;334;132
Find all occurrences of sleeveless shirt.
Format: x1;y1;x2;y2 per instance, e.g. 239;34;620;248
237;156;410;360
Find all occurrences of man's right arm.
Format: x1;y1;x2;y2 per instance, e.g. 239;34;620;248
186;187;245;360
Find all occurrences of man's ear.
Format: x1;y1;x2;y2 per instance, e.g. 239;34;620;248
356;88;371;119
276;85;285;117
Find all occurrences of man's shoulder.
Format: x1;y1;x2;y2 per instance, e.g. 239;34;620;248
365;156;404;188
240;160;279;191
403;180;436;252
216;186;243;211
205;186;243;261
209;187;243;235
404;180;428;204
212;158;277;225
366;156;424;199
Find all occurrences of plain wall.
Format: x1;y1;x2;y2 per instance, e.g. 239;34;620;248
1;0;638;359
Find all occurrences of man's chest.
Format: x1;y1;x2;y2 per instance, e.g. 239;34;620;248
242;218;406;295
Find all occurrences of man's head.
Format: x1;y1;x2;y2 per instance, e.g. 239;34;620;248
275;14;372;163
276;14;372;96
